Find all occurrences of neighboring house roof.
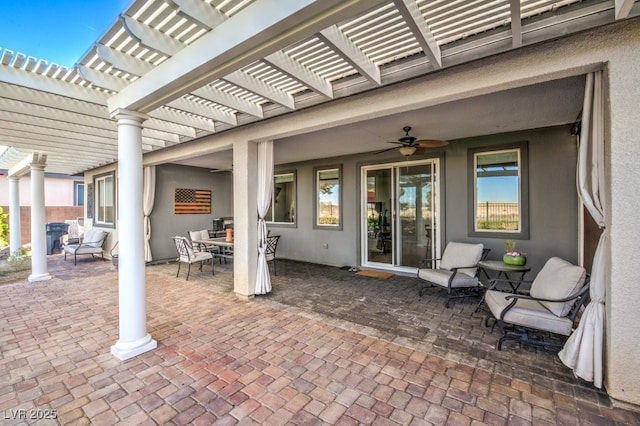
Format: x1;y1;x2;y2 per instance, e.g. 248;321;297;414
0;0;637;175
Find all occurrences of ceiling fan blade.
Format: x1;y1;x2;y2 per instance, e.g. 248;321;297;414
210;168;233;173
374;146;398;155
414;139;448;148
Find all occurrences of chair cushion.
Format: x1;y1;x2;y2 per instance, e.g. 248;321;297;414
180;250;212;263
529;257;586;317
418;268;479;289
485;290;574;336
439;242;484;277
82;228;107;247
189;229;210;242
64;245;103;255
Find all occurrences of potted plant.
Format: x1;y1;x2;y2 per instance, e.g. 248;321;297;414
503;240;526;266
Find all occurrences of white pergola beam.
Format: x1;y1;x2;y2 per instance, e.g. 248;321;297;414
120;14;185;56
191;84;262;118
145;117;195;138
168;96;240;124
108;0;386;113
224;71;295;110
318;25;381;85
615;0;634;19
0;99;116;134
167;0;227;29
394;0;442;69
0;82;109;118
0;120;164;152
263;51;333;99
77;65;129;92
8;152;46;177
0;63;108;104
96;44;155;76
509;0;522;48
150;107;216;132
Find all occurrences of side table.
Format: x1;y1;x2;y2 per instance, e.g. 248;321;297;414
474;260;531;313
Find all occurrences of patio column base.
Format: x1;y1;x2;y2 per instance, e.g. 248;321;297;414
111;333;157;361
28;272;52;282
235;292;255;301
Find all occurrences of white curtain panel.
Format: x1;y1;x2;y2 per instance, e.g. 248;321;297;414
559;71;606;388
255;141;274;295
142;165;156;262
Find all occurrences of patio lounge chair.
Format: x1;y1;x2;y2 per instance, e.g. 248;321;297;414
484;256;589;350
417;242;488;308
63;227;108;266
265;235;280;275
172;236;214;280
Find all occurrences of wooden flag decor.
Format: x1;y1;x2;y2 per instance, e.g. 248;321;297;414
174;188;211;214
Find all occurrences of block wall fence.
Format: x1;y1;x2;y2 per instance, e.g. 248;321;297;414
1;206;84;247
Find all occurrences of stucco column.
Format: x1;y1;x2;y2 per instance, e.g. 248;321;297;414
28;161;51;282
8;176;21;254
604;52;640;406
110;109;157;360
233;139;258;299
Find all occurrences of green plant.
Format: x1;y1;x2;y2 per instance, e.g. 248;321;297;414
7;248;31;272
504;240;524;257
0;206;8;247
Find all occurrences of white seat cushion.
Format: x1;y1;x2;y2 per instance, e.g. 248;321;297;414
529;257;586;317
63;245;103;255
180;250;212;263
418;268;479;289
485;290;574;336
82;228;107;247
188;230;210;250
439;242;484;277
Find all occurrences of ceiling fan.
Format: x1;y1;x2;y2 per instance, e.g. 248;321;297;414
375;126;448;156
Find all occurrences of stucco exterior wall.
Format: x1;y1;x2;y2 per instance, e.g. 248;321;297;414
266;125;578;278
602;25;640;407
0;175;82;206
151;163;233;261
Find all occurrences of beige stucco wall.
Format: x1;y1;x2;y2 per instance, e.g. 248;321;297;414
0;175;82;206
138;19;640;405
603;24;640;407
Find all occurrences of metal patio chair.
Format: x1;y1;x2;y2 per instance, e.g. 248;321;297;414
417;242;489;308
265;235;280;275
172;236;214;280
484;256;590;351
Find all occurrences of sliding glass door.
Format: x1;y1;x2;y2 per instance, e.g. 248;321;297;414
362;159;439;271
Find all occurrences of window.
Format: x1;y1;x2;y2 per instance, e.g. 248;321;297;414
94;172;115;227
74;182;84;207
314;166;342;229
468;142;529;239
266;172;296;224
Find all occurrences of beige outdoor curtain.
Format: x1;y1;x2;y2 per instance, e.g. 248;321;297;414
559;71;606;388
143;165;156;262
255;141;274;295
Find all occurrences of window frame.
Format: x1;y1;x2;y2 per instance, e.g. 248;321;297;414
267;170;297;226
314;165;343;230
74;181;85;207
94;171;116;228
467;141;529;239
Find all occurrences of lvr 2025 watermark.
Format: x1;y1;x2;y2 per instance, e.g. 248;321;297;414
3;408;58;420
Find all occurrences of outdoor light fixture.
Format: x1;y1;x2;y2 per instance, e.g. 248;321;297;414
398;146;417;156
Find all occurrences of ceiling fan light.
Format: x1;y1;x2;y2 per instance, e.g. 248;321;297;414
398;146;417;156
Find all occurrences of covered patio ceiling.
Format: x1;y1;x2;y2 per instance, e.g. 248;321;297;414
0;0;638;175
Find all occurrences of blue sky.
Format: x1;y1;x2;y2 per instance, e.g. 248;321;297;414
1;0;130;68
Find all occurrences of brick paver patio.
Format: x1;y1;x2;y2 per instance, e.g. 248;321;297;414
0;255;638;425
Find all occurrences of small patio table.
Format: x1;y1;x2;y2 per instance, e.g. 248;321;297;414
474;259;531;313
